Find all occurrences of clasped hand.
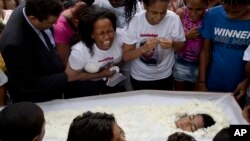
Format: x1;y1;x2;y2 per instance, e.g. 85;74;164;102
186;27;199;39
141;38;173;54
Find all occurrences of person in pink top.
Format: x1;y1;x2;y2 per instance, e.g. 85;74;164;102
173;0;207;90
53;0;93;67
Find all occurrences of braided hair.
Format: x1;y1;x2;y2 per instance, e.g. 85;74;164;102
124;0;138;24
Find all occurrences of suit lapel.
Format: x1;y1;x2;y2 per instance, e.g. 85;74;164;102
21;6;64;71
30;30;63;71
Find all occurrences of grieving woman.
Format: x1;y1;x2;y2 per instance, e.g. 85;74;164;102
67;6;125;96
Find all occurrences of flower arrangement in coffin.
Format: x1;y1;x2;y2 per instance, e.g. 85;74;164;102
44;99;229;141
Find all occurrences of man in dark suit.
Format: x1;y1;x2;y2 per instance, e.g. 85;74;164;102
0;0;78;103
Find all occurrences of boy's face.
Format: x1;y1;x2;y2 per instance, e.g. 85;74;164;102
223;3;249;19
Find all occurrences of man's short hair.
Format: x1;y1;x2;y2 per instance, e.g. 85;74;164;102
25;0;63;21
0;102;45;141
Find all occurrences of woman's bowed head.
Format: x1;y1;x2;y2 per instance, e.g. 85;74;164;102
175;113;216;132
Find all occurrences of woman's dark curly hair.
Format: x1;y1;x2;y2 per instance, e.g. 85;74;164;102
78;6;117;56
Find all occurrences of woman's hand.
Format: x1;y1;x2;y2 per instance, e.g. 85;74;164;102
158;38;173;49
140;38;159;54
99;66;116;78
186;27;199;40
195;81;208;91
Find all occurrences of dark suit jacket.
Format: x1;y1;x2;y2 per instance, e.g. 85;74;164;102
0;3;68;102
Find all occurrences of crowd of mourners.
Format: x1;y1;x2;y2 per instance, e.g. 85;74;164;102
0;0;249;141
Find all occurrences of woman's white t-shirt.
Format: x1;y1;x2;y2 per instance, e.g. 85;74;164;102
123;10;185;81
69;28;124;73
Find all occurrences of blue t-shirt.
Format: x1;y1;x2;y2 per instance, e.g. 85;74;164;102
199;6;250;92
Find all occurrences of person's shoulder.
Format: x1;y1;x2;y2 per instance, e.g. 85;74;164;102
93;0;112;8
116;28;124;35
134;10;146;17
115;28;125;40
72;41;85;50
53;16;68;31
0;24;24;49
166;10;180;20
206;5;223;15
56;15;67;23
129;10;146;24
175;7;185;18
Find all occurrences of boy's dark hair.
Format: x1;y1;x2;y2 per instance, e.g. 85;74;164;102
67;111;116;141
25;0;63;22
221;0;250;5
213;127;230;141
200;113;216;128
78;6;117;56
0;102;45;141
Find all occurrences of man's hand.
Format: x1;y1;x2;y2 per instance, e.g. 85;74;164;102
234;79;249;103
243;105;250;123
